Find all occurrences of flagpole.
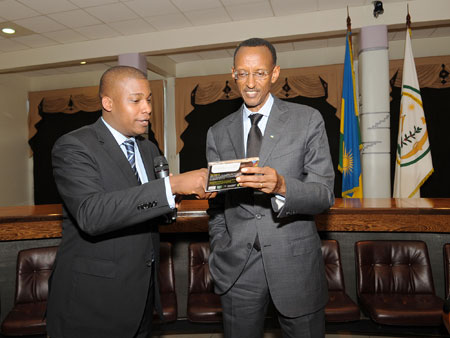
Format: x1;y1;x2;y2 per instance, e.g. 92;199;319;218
406;4;411;30
347;6;351;40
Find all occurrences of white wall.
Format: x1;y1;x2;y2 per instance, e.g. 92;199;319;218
0;74;32;206
28;70;105;92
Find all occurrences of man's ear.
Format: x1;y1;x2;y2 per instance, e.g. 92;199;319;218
231;67;236;81
101;96;112;112
271;65;281;84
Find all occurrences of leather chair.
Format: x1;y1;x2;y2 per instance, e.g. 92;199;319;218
154;241;177;323
355;240;444;326
444;243;450;299
187;242;222;323
1;246;58;336
443;243;450;333
321;240;360;322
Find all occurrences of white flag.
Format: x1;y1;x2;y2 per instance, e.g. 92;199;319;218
393;28;433;198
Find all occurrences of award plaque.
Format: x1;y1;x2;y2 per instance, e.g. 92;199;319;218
206;157;259;192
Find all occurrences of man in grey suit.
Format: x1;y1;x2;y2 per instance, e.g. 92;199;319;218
47;66;214;338
206;38;335;338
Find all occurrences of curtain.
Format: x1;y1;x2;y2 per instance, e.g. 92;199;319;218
389;55;450;89
28;80;165;155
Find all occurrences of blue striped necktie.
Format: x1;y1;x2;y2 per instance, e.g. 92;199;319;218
123;139;141;184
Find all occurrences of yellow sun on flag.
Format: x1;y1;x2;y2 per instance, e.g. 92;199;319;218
342;147;354;176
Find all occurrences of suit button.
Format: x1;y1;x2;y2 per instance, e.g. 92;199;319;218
247;243;252;250
255;214;262;219
146;260;152;267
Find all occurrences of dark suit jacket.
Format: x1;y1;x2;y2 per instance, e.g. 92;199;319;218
47;118;172;338
206;97;335;318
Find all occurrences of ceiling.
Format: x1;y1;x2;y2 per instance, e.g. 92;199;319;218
1;0;449;76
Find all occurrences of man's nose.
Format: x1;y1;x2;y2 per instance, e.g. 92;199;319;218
245;73;256;88
143;101;152;114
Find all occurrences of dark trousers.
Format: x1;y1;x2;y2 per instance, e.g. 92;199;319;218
135;263;155;338
48;264;155;338
221;248;325;338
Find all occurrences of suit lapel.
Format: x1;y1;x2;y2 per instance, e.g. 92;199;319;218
224;106;254;214
259;98;290;167
136;136;156;180
226;107;245;159
93;119;140;187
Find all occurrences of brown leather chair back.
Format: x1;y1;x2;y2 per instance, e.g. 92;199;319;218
356;240;435;296
1;246;57;336
155;241;177;323
15;246;58;304
321;239;345;292
187;242;222;323
158;242;175;295
188;242;214;294
321;240;360;322
444;243;450;299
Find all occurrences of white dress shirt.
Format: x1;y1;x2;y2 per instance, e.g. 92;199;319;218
241;95;285;207
102;118;175;208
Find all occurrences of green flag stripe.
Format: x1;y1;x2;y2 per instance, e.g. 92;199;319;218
400;147;431;167
403;84;420;95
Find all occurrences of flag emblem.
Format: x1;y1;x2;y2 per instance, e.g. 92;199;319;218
342;147;354;175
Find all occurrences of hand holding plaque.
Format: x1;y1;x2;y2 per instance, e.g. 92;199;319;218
206;157;259;192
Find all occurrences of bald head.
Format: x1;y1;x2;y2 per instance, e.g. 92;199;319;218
99;65;152;137
99;66;147;101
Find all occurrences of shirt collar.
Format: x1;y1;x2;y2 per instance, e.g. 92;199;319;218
101;117;135;146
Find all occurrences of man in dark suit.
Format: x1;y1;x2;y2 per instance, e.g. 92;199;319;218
206;38;335;337
47;66;213;338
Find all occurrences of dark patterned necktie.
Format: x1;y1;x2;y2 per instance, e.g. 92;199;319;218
247;113;263;157
247;113;263;251
123;139;141;184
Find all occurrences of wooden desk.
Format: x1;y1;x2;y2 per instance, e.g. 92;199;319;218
316;198;450;232
0;198;449;241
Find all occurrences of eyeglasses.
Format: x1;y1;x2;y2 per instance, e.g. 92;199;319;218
233;69;273;81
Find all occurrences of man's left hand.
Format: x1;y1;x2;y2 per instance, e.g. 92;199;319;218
236;166;286;196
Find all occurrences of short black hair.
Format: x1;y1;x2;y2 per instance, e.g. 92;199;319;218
99;65;147;98
233;38;277;66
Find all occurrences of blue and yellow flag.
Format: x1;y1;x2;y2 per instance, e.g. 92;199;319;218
338;31;363;198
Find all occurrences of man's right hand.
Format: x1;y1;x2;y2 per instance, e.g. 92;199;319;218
169;169;216;199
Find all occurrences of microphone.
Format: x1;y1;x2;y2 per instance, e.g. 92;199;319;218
154;155;169;179
153;156;177;223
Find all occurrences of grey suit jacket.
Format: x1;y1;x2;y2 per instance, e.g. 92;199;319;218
206;97;335;318
47;118;172;338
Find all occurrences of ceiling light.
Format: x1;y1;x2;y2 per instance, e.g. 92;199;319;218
80;61;87;65
2;28;15;34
